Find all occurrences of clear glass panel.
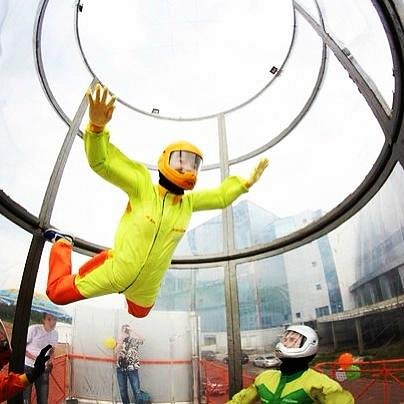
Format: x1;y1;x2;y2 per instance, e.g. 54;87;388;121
176;169;227;256
69;303;195;401
39;258;227;400
41;0;93;118
238;258;292;330
226;11;324;159
77;0;294;117
156;267;227;335
229;50;384;245
328;163;404;310
320;0;394;108
237;163;404;384
0;217;31;325
81;105;221;167
0;0;70;215
156;267;228;402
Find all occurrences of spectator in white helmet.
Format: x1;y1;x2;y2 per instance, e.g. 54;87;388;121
227;325;354;403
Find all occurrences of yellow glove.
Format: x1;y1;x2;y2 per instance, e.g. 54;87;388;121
245;158;269;188
86;83;116;133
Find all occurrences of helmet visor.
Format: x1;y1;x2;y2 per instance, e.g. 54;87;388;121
169;150;202;173
281;330;306;348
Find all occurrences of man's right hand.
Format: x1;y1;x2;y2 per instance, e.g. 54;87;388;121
86;83;116;133
26;344;52;383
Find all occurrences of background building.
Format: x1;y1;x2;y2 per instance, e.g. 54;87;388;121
157;201;344;332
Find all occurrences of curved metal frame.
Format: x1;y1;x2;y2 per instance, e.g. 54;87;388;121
36;0;329;172
2;1;404;401
1;0;401;266
7;0;328;248
74;0;297;122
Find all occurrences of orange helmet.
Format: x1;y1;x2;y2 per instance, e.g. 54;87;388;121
158;141;203;190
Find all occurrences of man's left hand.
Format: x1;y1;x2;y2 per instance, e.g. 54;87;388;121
245;158;269;188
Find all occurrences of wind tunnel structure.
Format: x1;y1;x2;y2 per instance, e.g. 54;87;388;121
0;0;404;402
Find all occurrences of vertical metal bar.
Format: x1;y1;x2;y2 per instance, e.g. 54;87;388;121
39;80;96;225
393;119;404;169
70;305;77;401
218;114;243;396
355;318;364;355
112;310;119;402
383;361;389;404
331;321;338;351
8;85;94;404
11;2;96;394
295;1;391;137
12;4;97;399
169;333;175;403
8;230;44;404
372;0;404;138
224;262;243;396
190;311;200;403
190;271;200;403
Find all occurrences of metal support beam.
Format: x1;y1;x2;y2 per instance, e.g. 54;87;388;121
224;262;243;397
372;0;404;169
190;271;200;403
7;83;95;404
38;83;96;226
355;318;364;355
295;1;391;138
331;322;338;352
217;114;243;397
8;230;44;404
8;6;98;399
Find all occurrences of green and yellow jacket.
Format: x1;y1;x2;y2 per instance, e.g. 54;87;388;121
78;129;248;307
227;368;354;404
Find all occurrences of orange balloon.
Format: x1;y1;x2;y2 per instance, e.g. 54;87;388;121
337;353;353;370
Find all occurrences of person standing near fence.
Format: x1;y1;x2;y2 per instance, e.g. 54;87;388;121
1;319;52;401
115;324;144;404
24;312;58;404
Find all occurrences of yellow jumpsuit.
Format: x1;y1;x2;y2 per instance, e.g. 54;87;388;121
71;128;248;312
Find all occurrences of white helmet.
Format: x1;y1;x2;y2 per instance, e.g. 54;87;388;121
275;325;318;359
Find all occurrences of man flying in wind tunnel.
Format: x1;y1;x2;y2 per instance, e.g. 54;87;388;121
45;84;269;318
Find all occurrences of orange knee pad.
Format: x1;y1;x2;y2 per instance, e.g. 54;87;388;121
47;275;85;305
126;299;154;318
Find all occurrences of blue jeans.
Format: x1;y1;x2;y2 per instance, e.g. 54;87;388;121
116;367;141;404
23;366;50;404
